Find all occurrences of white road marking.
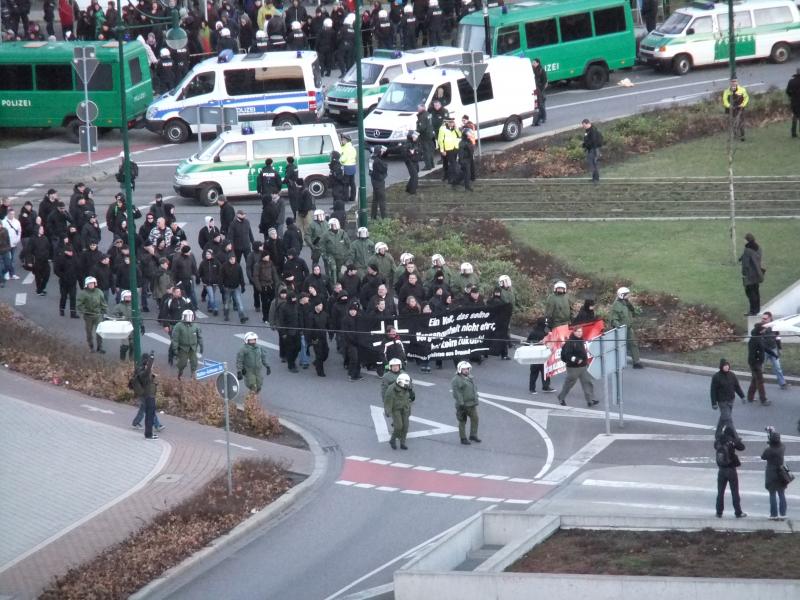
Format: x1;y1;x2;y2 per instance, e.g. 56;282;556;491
400;489;424;495
425;492;451;498
347;455;370;461
336;480;356;486
483;475;509;481
451;495;476;500
195;310;208;319
412;465;435;471
461;472;486;478
538;435;617;484
22;273;34;285
390;462;412;468
670;455;800;465
590;501;700;512
480;397;555;480
376;486;399;492
213;440;255;451
525;408;550;429
503;499;533;505
354;483;375;489
436;469;460;475
369;458;392;465
80;143;175;166
145;332;171;345
369;405;459;443
582;478;800;500
508;477;534;483
79;403;114;414
14;293;26;306
233;333;279;350
476;497;504;502
32;183;44;187
16;151;82;170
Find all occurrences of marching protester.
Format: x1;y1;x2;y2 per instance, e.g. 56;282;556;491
710;358;745;439
556;324;598;407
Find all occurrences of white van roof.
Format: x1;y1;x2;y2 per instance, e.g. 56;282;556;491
197;50;319;71
217;122;337;143
366;46;463;65
678;0;794;14
390;55;530;84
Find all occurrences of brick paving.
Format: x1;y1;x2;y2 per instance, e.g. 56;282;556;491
0;370;312;600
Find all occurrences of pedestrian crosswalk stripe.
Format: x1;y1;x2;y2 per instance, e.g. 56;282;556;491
145;332;171;345
14;293;26;306
195;310;208;319
22;273;34;285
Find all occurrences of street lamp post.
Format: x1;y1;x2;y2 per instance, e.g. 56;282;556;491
727;0;738;263
115;8;187;363
354;0;369;228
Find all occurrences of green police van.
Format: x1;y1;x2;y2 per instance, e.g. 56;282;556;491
323;47;462;121
458;0;636;89
0;40;153;141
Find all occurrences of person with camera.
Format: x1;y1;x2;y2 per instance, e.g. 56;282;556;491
714;424;746;518
115;152;139;191
722;78;749;142
129;351;163;439
762;427;789;520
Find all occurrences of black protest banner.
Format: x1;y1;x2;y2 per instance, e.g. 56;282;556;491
357;303;512;362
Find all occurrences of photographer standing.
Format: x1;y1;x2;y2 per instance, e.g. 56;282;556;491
762;428;789;520
129;352;162;440
714;425;746;518
722;78;749;142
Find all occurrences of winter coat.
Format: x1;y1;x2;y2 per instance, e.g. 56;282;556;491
609;298;635;328
0;228;10;254
384;382;414;414
451;374;478;408
739;241;764;286
170;253;197;286
369;253;396;286
283;224;304;257
305;219;327;253
54;252;80;285
762;442;787;491
219;201;236;235
253;258;281;291
322;229;351;262
561;334;589;368
747;328;766;366
198;257;222;285
76;287;107;319
220;261;245;290
228;217;254;252
544;293;572;327
236;343;270;373
171;321;203;352
710;364;744;408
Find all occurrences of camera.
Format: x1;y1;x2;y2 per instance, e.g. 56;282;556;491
765;425;775;434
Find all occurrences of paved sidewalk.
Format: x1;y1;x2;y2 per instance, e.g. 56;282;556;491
0;369;313;600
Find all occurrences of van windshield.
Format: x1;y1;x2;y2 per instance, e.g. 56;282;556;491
376;82;432;111
458;24;487;52
198;137;226;161
343;62;383;85
657;12;691;34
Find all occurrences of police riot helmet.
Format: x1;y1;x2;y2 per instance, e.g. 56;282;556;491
396;373;411;388
182;309;195;322
457;361;471;374
244;331;258;343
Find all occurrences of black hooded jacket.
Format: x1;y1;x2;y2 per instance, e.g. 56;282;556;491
710;359;744;408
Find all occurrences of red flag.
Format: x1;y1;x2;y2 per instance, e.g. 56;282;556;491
543;320;605;378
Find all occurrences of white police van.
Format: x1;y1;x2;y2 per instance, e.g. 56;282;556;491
324;47;462;121
363;55;537;148
639;0;800;75
146;50;322;143
173;122;340;205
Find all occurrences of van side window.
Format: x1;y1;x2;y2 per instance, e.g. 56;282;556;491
36;64;72;91
593;6;627;36
0;64;33;90
217;141;247;162
457;73;493;105
690;16;713;33
718;11;753;31
497;25;521;53
432;82;452;106
382;65;403;82
525;18;558;48
298;135;333;156
559;12;592;42
754;6;792;25
226;66;305;96
253;138;295;159
88;64;113;91
407;58;436;71
128;58;143;85
182;72;215;99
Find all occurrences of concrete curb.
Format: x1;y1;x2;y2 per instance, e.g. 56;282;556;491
129;415;329;600
639;356;800;385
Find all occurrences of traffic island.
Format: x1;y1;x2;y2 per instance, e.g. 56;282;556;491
393;512;800;600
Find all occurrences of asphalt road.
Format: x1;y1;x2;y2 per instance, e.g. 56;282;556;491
2;58;800;600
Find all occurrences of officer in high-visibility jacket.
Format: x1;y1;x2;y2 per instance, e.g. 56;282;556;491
437;118;461;184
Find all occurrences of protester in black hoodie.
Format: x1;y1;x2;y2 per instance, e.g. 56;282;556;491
711;358;745;439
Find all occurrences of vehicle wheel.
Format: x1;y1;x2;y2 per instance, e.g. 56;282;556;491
164;119;190;144
583;64;608;90
66;119;81;143
671;54;692;76
501;116;522;141
305;175;328;199
272;114;300;127
771;42;791;64
198;184;222;206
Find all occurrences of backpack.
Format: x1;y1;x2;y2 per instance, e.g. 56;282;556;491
595;129;604;148
715;444;731;468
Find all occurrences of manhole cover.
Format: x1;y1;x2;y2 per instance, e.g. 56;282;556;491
155;473;184;484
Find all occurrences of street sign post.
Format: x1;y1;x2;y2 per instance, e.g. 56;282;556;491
213;364;240;495
460;51;488;157
79;125;98;153
73;46;98;165
76;100;99;123
587;326;627;433
196;358;224;380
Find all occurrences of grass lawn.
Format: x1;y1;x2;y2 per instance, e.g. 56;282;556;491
601;121;799;178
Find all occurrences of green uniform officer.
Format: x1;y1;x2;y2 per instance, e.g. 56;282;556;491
170;309;203;380
451;361;481;445
236;331;272;393
384;373;414;450
609;286;644;369
305;209;327;268
381;357;415;401
544;280;572;327
321;217;351;284
369;242;397;287
351;227;373;277
76;276;108;353
109;289;135;361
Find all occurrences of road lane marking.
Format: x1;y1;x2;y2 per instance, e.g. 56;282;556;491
376;486;399;492
213;440;255;451
369;405;458;442
670;455;800;465
538;435;616;485
233;333;279;350
145;332;171;344
22;273;34;285
14;293;26;306
582;478;800;500
80;403;114;414
367;370;435;386
17;151;82;170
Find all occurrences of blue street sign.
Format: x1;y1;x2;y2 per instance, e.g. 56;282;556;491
196;359;224;380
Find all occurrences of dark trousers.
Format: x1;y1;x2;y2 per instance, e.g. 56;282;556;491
34;261;50;294
345;173;357;203
59;280;77;314
371;182;387;219
284;334;301;368
345;344;360;378
421;138;435;170
144;395;157;438
716;467;743;516
443;149;457;181
235;247;250;265
312;338;329;373
535;94;547;124
744;283;760;315
791;106;800;137
586;148;600;182
456;160;473;190
405;160;419;194
257;288;274;322
529;364;551;392
747;364;767;403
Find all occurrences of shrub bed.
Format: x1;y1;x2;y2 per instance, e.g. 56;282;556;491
0;304;281;438
39;458;293;600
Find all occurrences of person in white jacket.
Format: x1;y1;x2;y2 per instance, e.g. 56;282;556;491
2;207;22;280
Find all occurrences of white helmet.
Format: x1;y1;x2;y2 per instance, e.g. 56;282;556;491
396;373;411;388
430;0;438;6
403;3;412;12
84;276;97;287
357;226;369;239
328;217;340;230
388;357;403;367
498;275;511;287
182;309;195;322
244;331;258;343
159;47;170;58
323;17;333;27
256;29;267;39
291;20;302;30
120;290;132;301
344;13;355;25
313;209;325;220
457;361;471;374
220;27;231;37
553;280;567;291
617;286;630;299
400;252;414;264
460;262;473;274
375;242;388;253
378;9;387;18
431;253;444;266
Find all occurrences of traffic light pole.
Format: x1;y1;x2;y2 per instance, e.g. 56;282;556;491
354;0;369;228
